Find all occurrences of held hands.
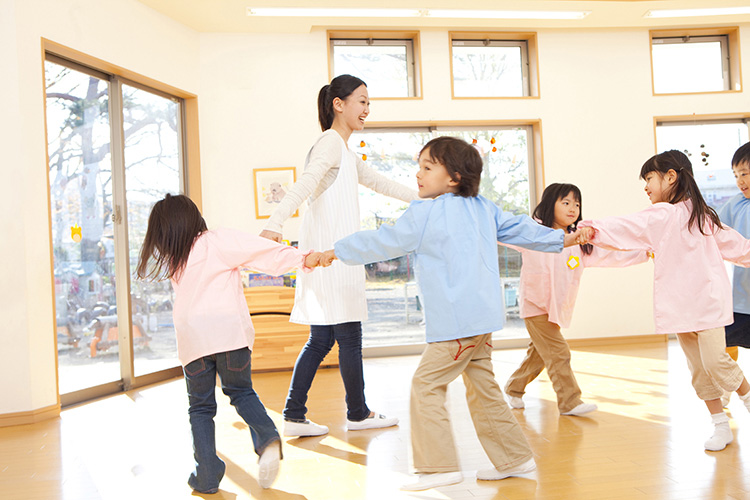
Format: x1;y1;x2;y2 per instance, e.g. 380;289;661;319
304;250;337;269
564;227;596;247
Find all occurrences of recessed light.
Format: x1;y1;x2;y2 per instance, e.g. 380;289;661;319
645;7;750;18
246;7;424;18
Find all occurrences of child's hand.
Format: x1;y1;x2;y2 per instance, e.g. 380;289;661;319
304;252;323;268
320;249;337;267
260;230;283;243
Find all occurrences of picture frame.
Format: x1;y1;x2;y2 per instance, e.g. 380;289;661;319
253;167;298;219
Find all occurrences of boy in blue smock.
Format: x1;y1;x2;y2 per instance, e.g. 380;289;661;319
322;136;583;491
719;142;750;405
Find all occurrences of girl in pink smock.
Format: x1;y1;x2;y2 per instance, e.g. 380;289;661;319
580;150;750;451
504;183;649;416
136;194;326;493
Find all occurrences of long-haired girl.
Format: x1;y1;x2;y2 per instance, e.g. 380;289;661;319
137;194;324;493
580;150;750;451
504;183;649;416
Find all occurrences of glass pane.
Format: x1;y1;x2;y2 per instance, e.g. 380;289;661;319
452;45;524;97
121;84;182;377
655;122;750;209
46;61;120;393
652;40;726;93
333;44;410;97
351;128;532;346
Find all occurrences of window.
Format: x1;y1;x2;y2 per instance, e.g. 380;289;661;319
350;126;537;347
655;118;750;209
44;45;197;405
650;28;741;94
450;32;538;98
329;31;420;98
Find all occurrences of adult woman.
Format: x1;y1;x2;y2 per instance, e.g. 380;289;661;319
260;74;417;436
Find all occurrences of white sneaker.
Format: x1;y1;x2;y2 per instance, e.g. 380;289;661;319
258;442;280;489
400;472;463;491
477;458;537;480
507;396;525;409
283;419;328;437
347;412;398;431
561;402;598;416
705;423;733;451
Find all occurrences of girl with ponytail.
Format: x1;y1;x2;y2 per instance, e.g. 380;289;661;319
579;150;750;452
260;75;417;437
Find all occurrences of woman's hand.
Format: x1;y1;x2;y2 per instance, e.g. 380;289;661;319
260;229;283;243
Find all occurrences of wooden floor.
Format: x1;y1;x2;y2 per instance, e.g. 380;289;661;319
4;340;750;500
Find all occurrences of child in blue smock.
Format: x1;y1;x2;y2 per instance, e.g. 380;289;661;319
322;136;583;491
718;142;750;405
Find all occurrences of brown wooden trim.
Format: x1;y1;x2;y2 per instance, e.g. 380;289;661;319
327;30;423;99
365;119;542;128
568;334;667;348
184;97;202;209
0;404;60;428
448;31;539;99
649;27;742;96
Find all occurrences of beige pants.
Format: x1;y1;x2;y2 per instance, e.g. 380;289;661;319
676;327;744;400
410;333;532;473
505;315;583;413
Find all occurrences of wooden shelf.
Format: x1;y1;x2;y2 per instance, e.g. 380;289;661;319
245;286;338;372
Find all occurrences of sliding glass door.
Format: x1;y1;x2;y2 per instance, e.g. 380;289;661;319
45;56;185;403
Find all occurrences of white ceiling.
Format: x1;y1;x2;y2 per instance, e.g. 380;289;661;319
135;0;750;33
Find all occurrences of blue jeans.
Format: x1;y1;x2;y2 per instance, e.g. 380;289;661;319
726;312;750;348
183;347;280;493
283;321;370;422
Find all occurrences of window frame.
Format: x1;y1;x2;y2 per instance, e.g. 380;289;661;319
328;30;422;99
449;32;539;99
42;39;201;406
649;27;742;96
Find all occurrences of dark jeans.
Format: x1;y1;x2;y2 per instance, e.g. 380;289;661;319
283;321;370;422
726;312;750;348
183;347;280;493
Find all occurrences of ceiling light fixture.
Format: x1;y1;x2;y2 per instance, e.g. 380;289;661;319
246;7;590;20
645;7;750;18
246;8;424;18
428;9;590;20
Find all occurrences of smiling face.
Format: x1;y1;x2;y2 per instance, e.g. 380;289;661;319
643;170;674;204
332;84;370;135
553;192;581;230
415;147;459;199
733;162;750;199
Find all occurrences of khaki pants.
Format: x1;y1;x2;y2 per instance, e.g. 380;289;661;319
676;327;744;400
410;333;532;473
505;315;583;413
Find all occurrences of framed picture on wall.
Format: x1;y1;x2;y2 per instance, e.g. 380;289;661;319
253;167;298;219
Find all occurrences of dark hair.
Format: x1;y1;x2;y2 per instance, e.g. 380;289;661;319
533;183;592;255
732;142;750;169
418;136;482;197
136;194;207;281
639;150;722;235
317;74;367;131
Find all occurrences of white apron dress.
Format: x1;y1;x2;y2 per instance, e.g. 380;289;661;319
290;135;368;325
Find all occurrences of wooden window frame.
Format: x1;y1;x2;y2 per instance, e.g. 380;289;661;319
327;30;423;100
449;31;540;100
649;27;742;96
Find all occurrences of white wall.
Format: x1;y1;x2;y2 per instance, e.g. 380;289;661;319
196;24;749;341
0;0;199;414
4;0;750;415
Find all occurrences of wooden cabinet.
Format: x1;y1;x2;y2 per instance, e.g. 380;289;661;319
245;286;338;372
